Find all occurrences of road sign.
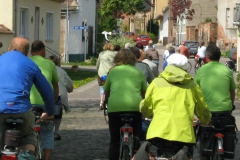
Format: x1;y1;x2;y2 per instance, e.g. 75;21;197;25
74;26;85;30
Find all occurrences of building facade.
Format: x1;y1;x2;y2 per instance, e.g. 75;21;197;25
217;0;239;50
0;0;63;57
61;0;97;63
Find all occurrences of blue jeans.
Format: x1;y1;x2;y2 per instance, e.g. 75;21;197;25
152;60;159;68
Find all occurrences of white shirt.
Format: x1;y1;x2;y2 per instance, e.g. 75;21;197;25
197;46;206;58
142;59;159;77
144;45;155;52
163;50;169;60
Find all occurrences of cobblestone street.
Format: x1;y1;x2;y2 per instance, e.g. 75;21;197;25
51;79;110;160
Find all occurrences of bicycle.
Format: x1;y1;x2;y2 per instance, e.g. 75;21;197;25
194;59;204;73
103;101;109;124
197;115;237;160
32;106;44;160
119;114;135;160
1;118;23;160
187;61;192;73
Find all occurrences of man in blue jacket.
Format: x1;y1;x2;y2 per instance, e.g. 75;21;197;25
0;37;55;159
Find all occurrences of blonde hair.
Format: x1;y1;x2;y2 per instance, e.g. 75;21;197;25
165;43;172;49
103;43;114;51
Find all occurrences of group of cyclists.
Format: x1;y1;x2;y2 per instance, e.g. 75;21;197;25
0;36;237;160
97;39;237;160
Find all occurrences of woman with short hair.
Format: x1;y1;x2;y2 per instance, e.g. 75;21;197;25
96;43;117;110
104;49;147;160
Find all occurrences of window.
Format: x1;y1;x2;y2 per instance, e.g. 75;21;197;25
46;12;53;40
20;8;29;38
226;8;230;27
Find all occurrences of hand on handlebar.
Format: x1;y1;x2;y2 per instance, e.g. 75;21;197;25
36;113;54;123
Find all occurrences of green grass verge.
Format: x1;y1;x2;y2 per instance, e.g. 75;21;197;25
64;69;98;89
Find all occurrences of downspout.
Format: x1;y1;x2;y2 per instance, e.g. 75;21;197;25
14;0;18;37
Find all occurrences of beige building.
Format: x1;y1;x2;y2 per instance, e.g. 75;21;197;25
217;0;239;50
0;0;63;58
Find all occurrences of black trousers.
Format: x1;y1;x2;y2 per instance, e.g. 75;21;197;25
108;111;142;160
148;138;194;158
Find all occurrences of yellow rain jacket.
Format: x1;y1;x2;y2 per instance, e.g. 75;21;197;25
140;65;211;143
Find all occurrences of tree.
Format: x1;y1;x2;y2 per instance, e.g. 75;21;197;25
100;0;145;18
170;0;195;21
146;19;159;36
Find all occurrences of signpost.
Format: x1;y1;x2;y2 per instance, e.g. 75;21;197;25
74;26;85;30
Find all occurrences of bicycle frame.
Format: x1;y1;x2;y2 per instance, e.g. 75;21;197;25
119;114;134;160
32;106;44;160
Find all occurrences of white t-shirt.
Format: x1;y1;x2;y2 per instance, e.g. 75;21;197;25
197;46;206;58
163;50;169;60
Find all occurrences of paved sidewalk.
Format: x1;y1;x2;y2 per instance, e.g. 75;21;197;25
51;62;240;160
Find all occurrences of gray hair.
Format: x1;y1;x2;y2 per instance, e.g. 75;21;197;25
168;46;175;53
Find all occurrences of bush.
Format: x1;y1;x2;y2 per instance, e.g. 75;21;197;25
222;50;231;57
109;36;135;49
148;33;155;41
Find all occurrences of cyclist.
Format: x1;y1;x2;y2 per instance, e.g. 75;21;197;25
137;53;211;159
162;46;175;70
194;44;236;114
30;40;59;160
179;41;190;59
229;43;237;63
104;49;147;160
0;37;55;159
194;44;236;160
129;47;155;84
195;42;207;68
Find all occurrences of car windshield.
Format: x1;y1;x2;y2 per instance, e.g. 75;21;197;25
186;42;199;47
139;35;149;38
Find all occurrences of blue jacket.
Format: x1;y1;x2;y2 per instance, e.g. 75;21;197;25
0;50;55;115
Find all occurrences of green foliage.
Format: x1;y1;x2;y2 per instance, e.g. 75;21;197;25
64;69;97;89
101;0;145;17
109;36;135;49
148;33;155;41
204;17;212;22
221;50;231;57
236;72;240;99
146;19;159;36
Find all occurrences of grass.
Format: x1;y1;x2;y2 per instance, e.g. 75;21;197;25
64;69;98;89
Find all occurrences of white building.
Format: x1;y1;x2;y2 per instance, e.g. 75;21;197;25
61;0;97;63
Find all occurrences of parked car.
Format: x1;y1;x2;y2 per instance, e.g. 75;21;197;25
124;32;135;39
185;41;200;56
135;34;151;46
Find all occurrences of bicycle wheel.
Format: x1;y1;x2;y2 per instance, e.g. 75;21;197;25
187;61;192;73
213;140;224;160
35;132;44;160
122;145;130;160
195;62;201;73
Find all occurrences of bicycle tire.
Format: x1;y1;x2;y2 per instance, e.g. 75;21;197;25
213;140;224;160
122;145;130;160
195;62;201;73
187;61;192;73
35;132;44;160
